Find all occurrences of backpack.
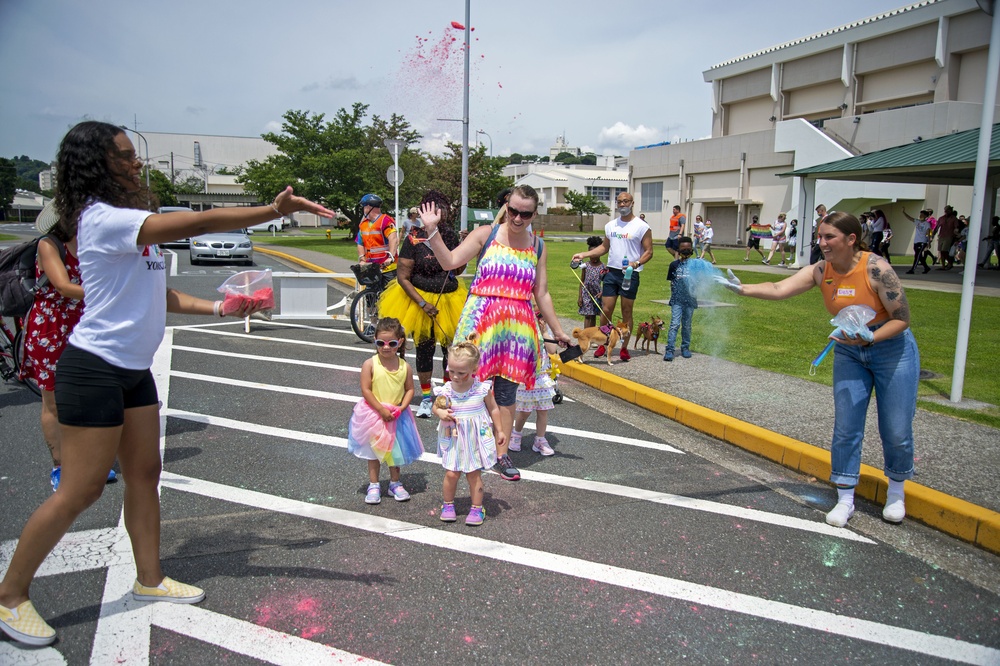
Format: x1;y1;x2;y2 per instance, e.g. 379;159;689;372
0;235;67;317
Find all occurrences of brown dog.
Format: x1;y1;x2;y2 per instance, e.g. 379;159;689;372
571;321;631;365
633;316;665;353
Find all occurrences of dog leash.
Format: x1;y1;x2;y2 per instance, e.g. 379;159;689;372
569;262;612;316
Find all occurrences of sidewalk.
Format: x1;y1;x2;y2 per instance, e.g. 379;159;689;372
256;244;1000;555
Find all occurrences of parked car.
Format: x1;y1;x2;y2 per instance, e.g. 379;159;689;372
189;229;254;266
247;217;290;233
157;206;194;247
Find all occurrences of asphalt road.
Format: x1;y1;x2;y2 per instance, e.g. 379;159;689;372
0;244;998;665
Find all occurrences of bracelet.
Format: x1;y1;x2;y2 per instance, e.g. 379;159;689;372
424;227;439;242
270;202;282;217
213;300;223;317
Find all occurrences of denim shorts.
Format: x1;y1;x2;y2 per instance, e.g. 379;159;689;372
491;376;518;407
55;345;159;427
602;268;640;301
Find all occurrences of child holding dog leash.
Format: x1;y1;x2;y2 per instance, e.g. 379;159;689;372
577;236;606;329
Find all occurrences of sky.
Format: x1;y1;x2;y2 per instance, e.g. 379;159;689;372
0;0;912;163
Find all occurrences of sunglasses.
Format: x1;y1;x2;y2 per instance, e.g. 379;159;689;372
507;206;535;219
375;339;400;348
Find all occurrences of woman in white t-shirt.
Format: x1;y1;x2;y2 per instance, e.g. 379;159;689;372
764;213;788;266
0;121;333;648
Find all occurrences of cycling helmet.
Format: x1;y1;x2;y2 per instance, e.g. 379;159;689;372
360;193;383;208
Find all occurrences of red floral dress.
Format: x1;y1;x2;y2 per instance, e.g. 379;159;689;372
21;247;84;391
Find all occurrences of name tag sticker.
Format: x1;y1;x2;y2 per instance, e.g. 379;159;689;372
836;287;856;298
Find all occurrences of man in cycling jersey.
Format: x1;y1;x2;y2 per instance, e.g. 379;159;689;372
356;193;398;269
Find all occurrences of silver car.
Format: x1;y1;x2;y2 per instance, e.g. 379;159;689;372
189;230;254;266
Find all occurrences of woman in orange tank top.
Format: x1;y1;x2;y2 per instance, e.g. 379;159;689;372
717;211;918;530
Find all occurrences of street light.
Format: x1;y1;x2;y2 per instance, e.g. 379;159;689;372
119;125;150;192
476;129;492;158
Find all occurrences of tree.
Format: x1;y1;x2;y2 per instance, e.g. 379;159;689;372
425;143;512;219
580;154;597;166
145;168;178;206
564;190;611;231
238;105;428;237
554;151;579;165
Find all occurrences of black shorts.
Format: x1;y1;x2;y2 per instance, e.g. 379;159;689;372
665;236;681;251
55;345;159;427
747;237;761;249
491;376;518;407
602;267;640;300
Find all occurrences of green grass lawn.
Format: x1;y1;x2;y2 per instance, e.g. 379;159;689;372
261;235;1000;428
0;233;19;241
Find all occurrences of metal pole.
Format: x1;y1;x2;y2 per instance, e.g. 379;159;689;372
460;0;470;232
393;143;400;225
950;5;1000;402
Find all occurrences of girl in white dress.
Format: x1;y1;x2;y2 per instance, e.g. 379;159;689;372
432;341;504;526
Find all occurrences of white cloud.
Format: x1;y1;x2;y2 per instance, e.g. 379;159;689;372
418;131;457;156
263;120;283;134
596;122;663;155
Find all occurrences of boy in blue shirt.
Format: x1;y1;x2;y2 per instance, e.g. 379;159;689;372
664;237;698;361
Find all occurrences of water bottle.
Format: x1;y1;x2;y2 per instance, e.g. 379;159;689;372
621;256;633;290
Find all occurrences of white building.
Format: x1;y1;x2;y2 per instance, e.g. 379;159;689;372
514;167;629;215
630;0;998;249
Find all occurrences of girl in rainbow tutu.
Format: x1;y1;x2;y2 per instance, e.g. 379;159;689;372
347;318;423;505
432;339;504;525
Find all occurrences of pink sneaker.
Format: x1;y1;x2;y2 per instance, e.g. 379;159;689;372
509;430;522;451
532;436;555;456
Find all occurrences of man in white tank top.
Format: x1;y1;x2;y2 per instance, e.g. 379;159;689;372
570;192;653;362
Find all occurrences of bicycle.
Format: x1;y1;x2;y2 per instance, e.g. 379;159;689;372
0;315;41;396
349;263;395;343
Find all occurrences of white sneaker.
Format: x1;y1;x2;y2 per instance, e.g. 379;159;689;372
882;494;906;523
825;502;855;527
416;398;433;418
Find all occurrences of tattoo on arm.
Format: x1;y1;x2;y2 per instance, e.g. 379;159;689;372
873;260;910;322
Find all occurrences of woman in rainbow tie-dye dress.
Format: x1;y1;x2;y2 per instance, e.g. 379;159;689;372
417;184;573;483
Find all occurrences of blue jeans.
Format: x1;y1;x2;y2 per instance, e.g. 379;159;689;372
830;328;918;486
665;303;694;353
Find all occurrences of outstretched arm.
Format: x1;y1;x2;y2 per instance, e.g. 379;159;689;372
137;186;334;246
732;263;820;300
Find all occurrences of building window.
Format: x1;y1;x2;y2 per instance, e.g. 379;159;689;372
641;182;663;212
588;186;612;201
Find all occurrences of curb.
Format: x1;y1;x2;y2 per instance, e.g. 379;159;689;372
555;356;1000;556
254;246;355;287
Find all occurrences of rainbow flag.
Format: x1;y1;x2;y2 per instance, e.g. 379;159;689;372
750;223;772;239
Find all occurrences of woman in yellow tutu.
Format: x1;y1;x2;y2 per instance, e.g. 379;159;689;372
379;190;468;418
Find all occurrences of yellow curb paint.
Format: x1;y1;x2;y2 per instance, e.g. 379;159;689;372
554;357;1000;556
254;247;355;287
977;515;1000;552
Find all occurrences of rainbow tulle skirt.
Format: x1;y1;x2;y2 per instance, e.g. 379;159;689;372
347;401;424;466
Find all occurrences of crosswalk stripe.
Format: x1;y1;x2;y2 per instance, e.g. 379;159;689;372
160;472;1000;666
162;408;872;543
152;604;391;666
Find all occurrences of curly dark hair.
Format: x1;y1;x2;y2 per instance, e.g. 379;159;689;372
420;189;452;223
54;121;155;237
